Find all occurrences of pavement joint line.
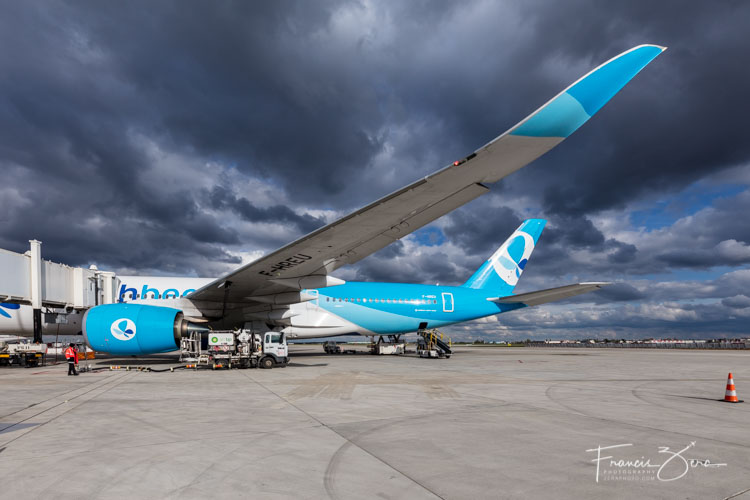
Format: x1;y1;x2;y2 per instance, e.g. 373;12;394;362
238;370;446;500
0;372;131;439
544;384;589;417
0;424;326;463
289;401;516;437
0;372;132;448
164;438;252;497
724;486;750;499
0;372;123;429
0;371;120;420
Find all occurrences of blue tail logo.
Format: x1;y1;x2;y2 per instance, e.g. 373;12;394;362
490;231;536;287
463;219;546;294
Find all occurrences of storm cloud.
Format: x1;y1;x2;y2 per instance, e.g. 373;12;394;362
1;1;749;339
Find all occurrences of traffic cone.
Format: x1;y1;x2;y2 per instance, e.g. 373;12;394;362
724;373;741;403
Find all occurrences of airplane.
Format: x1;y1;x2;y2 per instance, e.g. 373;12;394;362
2;44;665;355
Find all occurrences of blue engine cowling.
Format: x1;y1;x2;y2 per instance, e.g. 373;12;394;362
83;303;184;355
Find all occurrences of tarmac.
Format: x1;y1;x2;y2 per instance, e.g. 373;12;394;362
1;346;749;500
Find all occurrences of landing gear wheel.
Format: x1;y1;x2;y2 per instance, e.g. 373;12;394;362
260;357;275;369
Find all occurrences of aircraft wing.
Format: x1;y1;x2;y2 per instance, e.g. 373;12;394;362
489;282;610;307
189;45;664;308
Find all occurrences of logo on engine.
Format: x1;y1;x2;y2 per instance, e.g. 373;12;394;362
111;318;136;341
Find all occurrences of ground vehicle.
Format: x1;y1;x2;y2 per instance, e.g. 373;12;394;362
323;341;342;354
0;340;46;367
416;329;451;359
180;330;288;369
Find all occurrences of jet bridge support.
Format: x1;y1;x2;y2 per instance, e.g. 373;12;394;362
30;240;43;343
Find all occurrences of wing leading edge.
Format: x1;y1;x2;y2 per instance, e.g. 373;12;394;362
190;45;665;307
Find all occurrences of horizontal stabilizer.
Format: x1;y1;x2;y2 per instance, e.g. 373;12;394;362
488;282;610;307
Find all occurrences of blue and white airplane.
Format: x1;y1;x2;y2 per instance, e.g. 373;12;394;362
4;45;666;355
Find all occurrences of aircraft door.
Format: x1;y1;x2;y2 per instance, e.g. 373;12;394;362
441;292;454;313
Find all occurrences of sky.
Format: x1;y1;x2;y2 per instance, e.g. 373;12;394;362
1;1;749;340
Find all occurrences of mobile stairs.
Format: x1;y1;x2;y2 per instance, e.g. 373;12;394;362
416;328;452;359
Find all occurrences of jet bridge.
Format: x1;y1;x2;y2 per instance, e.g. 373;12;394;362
0;240;119;342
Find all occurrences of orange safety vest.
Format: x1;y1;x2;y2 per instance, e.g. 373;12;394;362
65;347;76;360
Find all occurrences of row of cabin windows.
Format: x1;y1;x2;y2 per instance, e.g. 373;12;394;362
122;292;437;303
326;297;437;305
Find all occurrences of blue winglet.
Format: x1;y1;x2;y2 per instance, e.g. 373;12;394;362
511;45;665;138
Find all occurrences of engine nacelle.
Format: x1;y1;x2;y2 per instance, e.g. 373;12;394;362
83;303;196;355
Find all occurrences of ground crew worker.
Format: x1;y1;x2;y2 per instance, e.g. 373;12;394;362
65;343;79;376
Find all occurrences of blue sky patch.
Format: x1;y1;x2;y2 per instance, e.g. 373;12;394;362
630;183;746;230
412;227;446;247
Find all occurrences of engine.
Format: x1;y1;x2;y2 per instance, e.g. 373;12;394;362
83;303;206;355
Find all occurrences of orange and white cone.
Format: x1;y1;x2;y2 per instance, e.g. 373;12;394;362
724;373;740;403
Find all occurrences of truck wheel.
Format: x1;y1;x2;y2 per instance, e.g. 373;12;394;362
260;357;274;369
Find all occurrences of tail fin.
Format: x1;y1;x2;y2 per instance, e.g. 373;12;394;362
463;219;546;295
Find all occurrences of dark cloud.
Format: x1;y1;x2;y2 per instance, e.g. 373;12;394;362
443;203;521;258
353;246;463;285
592;283;645;302
1;1;750;338
206;185;325;235
722;295;750;310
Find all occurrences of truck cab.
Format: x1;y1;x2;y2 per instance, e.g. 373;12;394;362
261;332;288;367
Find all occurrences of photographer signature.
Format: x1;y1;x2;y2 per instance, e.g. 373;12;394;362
586;442;726;482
